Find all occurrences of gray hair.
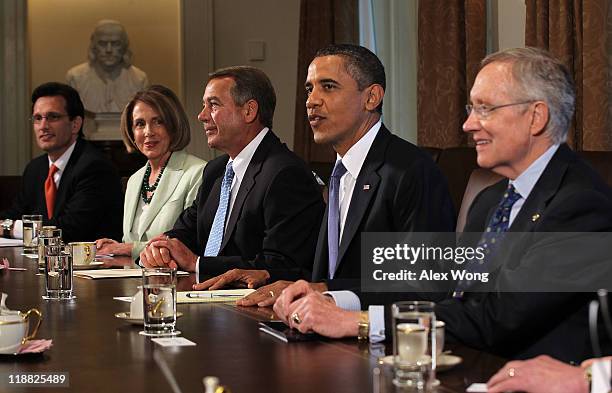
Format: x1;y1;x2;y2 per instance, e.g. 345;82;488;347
481;47;575;144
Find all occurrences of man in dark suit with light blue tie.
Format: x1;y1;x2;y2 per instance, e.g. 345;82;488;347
140;66;324;284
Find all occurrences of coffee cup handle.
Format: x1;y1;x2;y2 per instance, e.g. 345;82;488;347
21;308;43;344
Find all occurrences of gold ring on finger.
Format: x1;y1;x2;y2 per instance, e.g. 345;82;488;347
291;312;302;325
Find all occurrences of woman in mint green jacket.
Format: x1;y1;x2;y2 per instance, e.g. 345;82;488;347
96;85;206;260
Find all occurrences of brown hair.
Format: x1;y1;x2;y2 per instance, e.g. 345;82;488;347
208;66;276;128
121;85;191;153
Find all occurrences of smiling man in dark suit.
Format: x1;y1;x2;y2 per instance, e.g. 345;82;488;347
0;82;123;243
140;66;324;284
230;44;454;316
271;47;612;363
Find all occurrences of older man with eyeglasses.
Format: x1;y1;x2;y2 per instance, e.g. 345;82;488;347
0;82;123;243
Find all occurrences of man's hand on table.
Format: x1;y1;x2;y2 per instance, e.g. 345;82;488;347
237;280;327;307
193;269;270;290
273;280;358;338
487;355;589;393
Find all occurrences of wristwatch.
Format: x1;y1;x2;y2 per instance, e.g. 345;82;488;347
358;311;370;341
1;219;14;238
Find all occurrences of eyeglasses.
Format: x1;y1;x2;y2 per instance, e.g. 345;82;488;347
465;101;535;119
30;113;69;124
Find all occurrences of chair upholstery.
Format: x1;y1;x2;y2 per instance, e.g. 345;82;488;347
579;151;612;188
436;147;479;214
456;168;503;232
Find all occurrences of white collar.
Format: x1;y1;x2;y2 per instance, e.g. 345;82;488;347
510;143;560;200
231;128;269;182
48;140;77;172
337;120;381;179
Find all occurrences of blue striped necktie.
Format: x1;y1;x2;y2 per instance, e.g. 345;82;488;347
204;162;235;257
454;183;521;295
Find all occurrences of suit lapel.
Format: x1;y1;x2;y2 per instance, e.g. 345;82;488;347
220;132;276;251
509;145;570;232
334;127;389;273
53;139;84;216
137;152;185;237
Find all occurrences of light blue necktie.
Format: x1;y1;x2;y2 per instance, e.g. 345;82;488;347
328;160;347;279
204;162;235;257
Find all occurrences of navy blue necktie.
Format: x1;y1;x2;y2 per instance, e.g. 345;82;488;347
328;160;347;279
455;183;521;294
204;162;235;257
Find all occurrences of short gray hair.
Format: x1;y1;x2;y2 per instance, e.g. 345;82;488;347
481;47;575;144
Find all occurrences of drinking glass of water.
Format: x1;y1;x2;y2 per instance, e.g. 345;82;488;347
141;267;178;337
392;301;437;391
22;214;42;254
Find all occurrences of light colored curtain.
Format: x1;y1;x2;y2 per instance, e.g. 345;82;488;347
359;0;418;144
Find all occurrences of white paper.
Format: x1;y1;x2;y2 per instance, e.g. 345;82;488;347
151;337;196;347
113;296;133;302
0;238;23;247
466;383;488;392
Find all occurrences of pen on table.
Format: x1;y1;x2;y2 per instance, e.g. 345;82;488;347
186;293;244;298
6;267;27;271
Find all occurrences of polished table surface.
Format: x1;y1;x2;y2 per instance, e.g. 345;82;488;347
0;247;506;392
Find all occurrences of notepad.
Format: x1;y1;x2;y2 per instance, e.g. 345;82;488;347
74;268;189;279
177;289;255;304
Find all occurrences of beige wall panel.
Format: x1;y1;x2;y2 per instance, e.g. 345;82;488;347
212;0;300;149
497;0;525;50
28;0;180;92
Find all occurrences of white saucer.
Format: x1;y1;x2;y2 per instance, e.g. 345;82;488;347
115;311;184;325
378;354;462;372
73;262;105;270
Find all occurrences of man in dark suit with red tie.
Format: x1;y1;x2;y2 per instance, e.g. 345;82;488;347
0;82;123;243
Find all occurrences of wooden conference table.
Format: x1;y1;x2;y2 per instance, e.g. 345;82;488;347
0;246;506;392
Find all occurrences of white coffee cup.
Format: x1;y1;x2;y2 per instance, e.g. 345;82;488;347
0;309;42;354
69;242;96;265
130;288;144;320
435;320;445;356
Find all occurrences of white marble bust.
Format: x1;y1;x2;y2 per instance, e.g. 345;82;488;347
66;20;149;113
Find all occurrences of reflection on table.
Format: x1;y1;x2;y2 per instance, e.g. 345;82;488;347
0;246;506;392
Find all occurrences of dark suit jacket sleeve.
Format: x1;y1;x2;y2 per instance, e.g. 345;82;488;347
49;156;123;242
0;172;30;220
199;164;324;281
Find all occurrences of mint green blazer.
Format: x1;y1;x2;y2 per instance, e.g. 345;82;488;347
123;150;206;259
